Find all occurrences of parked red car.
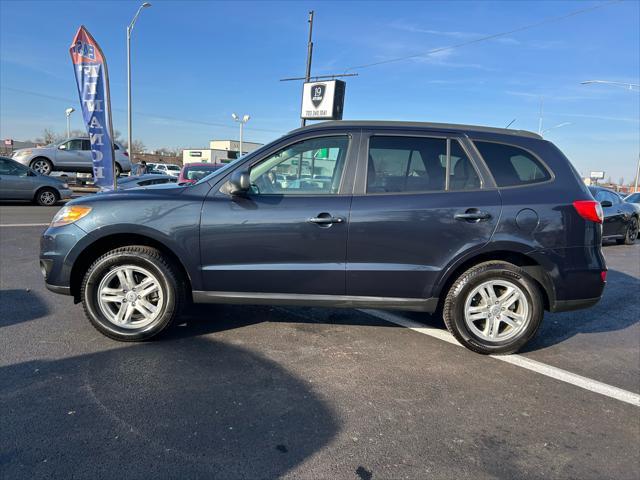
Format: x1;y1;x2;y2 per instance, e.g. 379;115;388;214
178;162;224;184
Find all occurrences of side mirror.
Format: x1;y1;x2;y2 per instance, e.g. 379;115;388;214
600;200;613;208
227;170;251;195
58;144;67;150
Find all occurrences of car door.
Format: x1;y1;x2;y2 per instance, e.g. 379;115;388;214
0;157;34;199
199;131;359;295
346;131;501;300
55;139;85;170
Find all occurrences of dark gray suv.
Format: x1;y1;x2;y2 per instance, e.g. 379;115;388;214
40;121;606;354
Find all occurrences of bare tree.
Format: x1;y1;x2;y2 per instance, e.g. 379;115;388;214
37;128;62;145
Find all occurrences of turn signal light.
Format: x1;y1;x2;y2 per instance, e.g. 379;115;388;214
50;205;92;227
573;200;603;224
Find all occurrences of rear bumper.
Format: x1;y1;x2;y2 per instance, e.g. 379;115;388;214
550;296;601;313
527;246;606;312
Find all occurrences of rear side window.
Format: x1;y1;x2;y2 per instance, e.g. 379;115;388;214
368;136;447;193
474;141;551;187
367;136;480;193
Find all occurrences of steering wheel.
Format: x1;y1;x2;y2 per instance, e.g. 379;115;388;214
254;174;276;194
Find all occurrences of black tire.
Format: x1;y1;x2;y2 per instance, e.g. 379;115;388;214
30;157;53;175
34;187;59;206
622;217;638;245
81;246;185;341
114;162;122;177
442;261;544;355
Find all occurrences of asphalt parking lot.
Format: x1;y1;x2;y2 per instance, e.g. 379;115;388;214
1;203;638;479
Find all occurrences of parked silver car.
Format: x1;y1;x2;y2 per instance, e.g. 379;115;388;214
0;156;72;205
11;137;132;177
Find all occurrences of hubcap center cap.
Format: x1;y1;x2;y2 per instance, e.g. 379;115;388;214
490;305;502;316
125;291;137;302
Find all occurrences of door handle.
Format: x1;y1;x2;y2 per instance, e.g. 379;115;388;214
454;209;492;222
307;213;344;225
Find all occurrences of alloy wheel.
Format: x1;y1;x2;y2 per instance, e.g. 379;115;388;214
32;160;51;174
39;190;57;206
463;279;530;342
97;265;164;329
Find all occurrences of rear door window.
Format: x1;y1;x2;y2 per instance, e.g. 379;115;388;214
367;136;446;193
474;141;551;187
367;136;480;193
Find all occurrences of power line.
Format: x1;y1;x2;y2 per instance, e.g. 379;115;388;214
343;0;623;72
0;86;283;134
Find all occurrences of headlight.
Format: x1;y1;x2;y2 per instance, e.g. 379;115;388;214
50;205;92;227
15;150;31;157
62;182;69;189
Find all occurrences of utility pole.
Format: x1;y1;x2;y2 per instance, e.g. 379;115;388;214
634;154;640;193
301;10;314;128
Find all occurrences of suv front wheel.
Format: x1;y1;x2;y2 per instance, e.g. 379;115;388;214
81;246;184;341
442;261;543;355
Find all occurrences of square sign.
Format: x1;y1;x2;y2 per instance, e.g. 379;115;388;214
590;171;605;179
301;80;346;120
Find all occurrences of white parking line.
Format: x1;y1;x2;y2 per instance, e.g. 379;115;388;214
0;223;49;227
360;309;640;407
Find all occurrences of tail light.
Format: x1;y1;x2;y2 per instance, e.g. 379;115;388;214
123;151;129;157
601;270;607;282
573;200;603;224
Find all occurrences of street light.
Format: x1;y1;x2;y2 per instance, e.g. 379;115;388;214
127;1;152;158
231;113;250;157
65;107;75;139
580;79;640;192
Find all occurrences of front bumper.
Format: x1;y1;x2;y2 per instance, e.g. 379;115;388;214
59;188;73;200
40;222;89;295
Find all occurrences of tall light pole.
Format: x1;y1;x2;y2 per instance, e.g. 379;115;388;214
581;80;640;192
127;2;152;159
231;113;250;157
65;107;75;138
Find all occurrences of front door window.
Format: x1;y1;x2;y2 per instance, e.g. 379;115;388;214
249;136;349;195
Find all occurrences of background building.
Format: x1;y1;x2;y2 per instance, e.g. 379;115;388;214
182;139;263;166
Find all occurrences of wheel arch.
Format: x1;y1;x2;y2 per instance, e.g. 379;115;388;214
33;185;60;203
433;249;554;312
30;156;53;167
69;232;193;304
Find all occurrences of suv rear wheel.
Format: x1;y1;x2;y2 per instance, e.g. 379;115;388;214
81;246;184;341
31;157;53;175
442;261;543;355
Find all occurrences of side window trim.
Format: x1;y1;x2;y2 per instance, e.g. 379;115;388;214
470;138;555;189
359;132;485;195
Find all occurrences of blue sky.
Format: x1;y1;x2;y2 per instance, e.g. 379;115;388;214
1;0;638;181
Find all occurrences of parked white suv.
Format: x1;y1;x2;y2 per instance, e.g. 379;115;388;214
149;163;181;177
12;138;132;177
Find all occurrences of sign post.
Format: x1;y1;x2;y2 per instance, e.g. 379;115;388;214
69;25;117;190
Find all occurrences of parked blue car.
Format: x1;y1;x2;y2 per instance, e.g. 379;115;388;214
40;121;606;354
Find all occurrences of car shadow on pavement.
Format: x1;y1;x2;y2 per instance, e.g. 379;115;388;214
522;268;639;352
0;289;49;328
0;330;339;478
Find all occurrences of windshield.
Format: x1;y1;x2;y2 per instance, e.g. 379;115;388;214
167;165;180;171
